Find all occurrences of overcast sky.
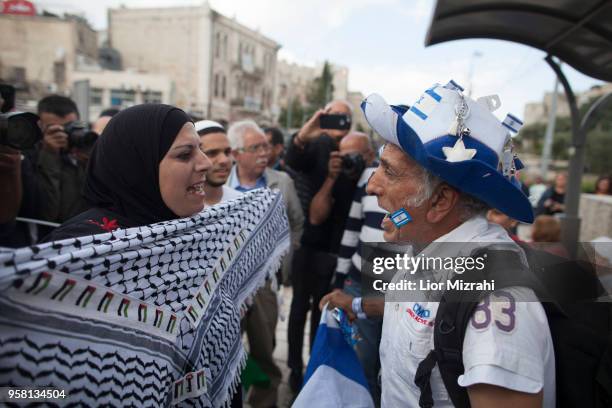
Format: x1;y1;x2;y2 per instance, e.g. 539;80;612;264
35;0;605;119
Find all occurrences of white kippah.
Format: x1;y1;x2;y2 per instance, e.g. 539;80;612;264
194;120;225;134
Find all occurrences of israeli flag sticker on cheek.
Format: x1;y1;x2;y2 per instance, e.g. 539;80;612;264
390;208;412;228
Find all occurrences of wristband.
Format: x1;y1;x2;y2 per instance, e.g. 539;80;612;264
352;297;363;315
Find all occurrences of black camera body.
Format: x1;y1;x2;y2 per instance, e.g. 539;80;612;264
63;121;98;149
341;153;366;178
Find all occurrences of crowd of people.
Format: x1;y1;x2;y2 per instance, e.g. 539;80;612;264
1;79;611;408
0;88;386;406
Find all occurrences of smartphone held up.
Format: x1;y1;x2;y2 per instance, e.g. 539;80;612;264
319;113;351;130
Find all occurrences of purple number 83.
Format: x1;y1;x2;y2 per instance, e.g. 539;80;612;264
470;290;516;332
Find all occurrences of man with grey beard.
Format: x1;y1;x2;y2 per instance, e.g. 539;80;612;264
226;120;303;408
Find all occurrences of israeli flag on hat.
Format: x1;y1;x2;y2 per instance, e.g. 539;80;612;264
361;80;534;223
292;308;374;408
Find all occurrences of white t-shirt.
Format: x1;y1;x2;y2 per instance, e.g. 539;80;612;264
220;185;242;203
379;216;555;407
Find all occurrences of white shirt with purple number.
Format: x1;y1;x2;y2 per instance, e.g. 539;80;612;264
379;216;555;407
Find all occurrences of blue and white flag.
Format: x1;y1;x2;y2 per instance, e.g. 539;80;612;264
293;307;375;408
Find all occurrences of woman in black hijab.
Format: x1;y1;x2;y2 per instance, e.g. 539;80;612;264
42;104;251;407
40;104;245;407
43;104;211;241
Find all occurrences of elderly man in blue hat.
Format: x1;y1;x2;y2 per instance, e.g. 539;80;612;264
321;81;554;407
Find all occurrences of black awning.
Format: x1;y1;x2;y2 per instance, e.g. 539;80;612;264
425;0;612;81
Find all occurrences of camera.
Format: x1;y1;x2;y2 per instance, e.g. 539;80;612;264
320;114;351;130
63;121;98;149
341;153;365;177
0;112;42;151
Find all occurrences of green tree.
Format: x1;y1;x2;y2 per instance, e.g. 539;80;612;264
307;61;334;113
279;98;306;129
519;95;612;174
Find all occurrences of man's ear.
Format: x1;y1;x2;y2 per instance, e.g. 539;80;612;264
426;183;460;223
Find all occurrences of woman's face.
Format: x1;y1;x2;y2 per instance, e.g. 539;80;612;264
159;123;212;217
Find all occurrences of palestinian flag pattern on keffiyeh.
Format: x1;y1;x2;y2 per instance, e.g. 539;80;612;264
0;189;289;407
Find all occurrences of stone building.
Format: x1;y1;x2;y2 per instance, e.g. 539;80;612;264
347;91;370;132
275;59;350;117
523;83;612;126
0;12;97;96
71;69;173;120
108;4;280;123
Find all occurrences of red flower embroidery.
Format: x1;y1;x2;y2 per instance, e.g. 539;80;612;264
88;217;119;232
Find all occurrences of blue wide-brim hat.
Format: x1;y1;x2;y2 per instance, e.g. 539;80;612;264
361;80;534;223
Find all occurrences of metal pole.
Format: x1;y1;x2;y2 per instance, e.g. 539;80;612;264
581;92;612;131
540;72;560;178
544;55;581;258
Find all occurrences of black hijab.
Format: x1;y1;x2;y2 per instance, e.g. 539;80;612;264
83;104;193;226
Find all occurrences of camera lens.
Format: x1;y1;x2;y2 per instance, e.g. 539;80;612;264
0;112;42;151
65;121;98;149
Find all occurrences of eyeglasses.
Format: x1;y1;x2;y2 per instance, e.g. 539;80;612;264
238;143;271;154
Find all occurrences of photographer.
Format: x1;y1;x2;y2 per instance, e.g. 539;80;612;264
37;95;97;223
285;100;361;392
309;132;375;225
0;86;45;247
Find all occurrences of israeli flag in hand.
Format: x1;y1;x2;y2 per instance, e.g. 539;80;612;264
292;307;375;408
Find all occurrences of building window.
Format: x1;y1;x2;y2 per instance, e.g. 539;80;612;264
223;35;228;60
53;62;65;85
111;89;136;106
7;66;26;84
90;88;103;105
215;32;221;59
143;90;162;104
222;76;226;99
214;74;219;98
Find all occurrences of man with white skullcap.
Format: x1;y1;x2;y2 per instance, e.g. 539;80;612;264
195;120;242;206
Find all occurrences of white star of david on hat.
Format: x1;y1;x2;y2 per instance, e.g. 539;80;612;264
442;138;477;162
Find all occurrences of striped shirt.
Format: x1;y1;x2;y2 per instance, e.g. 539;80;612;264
334;166;386;288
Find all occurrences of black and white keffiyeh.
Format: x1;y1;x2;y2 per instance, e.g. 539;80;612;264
0;188;289;407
